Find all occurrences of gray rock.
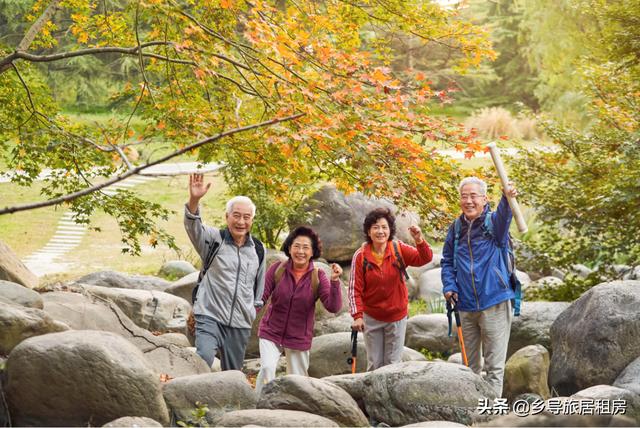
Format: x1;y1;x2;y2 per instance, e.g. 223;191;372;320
163;371;257;426
258;374;368;427
572;385;640;424
417;269;444;302
447;353;463;365
322;372;369;413
41;290;210;378
405;313;458;355
243;357;286;376
309;332;423;377
549;280;640;395
477;413;636;427
75;270;170;291
0;280;43;308
164;271;199;303
614;356;640;395
0;301;68;354
102;416;163;427
158;260;197;279
516;270;532;286
6;330;170;426
78;284;191;334
309;332;369;377
508;301;570;357
401;422;467;427
0;240;38;289
294;185;421;262
570;264;593;279
160;332;191;347
504;344;550;402
363;361;495;426
217;409;338;427
314;312;353;336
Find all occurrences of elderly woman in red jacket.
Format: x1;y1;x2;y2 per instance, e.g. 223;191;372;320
349;208;433;370
256;226;343;394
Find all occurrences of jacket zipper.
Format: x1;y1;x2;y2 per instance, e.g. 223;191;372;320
494;266;509;289
280;270;300;345
467;218;480;310
227;246;242;325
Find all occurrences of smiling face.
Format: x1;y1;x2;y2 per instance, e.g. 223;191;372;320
367;218;391;247
289;236;313;268
225;201;254;242
460;183;488;221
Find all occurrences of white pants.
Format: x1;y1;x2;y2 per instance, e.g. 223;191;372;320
459;300;513;397
363;313;408;371
255;338;309;395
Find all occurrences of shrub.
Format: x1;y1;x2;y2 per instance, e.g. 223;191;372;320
465;107;520;140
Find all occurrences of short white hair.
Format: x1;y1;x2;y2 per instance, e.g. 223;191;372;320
459;177;487;195
226;196;256;217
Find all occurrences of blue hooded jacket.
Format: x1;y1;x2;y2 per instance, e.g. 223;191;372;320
441;195;515;312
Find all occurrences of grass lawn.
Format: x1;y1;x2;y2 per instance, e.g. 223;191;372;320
56;173;228;281
0;182;63;255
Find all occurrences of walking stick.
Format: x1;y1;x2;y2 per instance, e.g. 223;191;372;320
446;300;469;366
486;142;528;233
346;330;358;374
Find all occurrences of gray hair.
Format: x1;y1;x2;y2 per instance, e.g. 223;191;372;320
459;177;487;195
226;196;256;217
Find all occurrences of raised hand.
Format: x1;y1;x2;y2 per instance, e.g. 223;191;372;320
408;225;424;244
189;173;211;200
330;263;343;281
503;181;518;198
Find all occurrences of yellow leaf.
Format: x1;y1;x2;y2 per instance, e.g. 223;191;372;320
220;0;233;8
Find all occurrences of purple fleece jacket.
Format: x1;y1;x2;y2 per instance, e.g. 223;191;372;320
258;259;342;351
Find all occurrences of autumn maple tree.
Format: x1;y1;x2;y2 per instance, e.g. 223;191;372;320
0;0;494;251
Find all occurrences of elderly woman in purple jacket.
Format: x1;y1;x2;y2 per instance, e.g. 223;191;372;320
256;226;343;394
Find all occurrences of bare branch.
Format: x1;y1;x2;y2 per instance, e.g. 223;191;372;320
0;113;304;215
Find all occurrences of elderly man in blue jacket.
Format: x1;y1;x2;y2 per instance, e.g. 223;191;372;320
441;176;518;397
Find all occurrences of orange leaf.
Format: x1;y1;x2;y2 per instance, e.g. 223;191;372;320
220;0;233;8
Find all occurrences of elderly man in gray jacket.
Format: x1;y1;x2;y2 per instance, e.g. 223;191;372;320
184;173;266;370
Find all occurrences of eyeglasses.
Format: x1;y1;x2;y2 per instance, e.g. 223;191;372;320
460;193;484;201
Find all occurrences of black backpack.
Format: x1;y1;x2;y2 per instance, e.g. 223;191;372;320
191;228;265;303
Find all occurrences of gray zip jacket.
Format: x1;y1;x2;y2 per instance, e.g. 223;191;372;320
184;205;265;329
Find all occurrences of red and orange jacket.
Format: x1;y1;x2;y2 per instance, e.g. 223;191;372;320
348;240;433;322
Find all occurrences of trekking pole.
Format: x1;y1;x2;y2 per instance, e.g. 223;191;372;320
446;300;469;366
346;330;358;374
486;142;528;233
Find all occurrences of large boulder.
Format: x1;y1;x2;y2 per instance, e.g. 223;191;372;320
6;330;170;426
572;385;640;424
75;270;170;291
294;185;421;262
503;344;551;402
309;332;423;377
258;374;368;427
217;409;338;427
405;313;458;355
41;290;209;378
0;240;38;289
0;301;68;354
102;417;162;427
78;284;191;334
162;371;257;426
508;301;570;357
614;357;640;396
322;372;369;414
417;269;444;302
363;361;495;426
0;279;43;308
314;312;353;336
164;271;198;303
549;280;640;395
158;261;197;279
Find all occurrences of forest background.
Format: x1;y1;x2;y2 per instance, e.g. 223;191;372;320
0;0;638;301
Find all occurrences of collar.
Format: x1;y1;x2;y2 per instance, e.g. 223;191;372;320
461;202;491;225
363;241;392;262
286;258;315;274
223;228;254;248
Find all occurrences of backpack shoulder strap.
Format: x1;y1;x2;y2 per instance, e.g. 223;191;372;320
192;229;226;303
274;260;287;286
391;240;409;280
453;218;462;271
311;268;320;300
253;236;265;266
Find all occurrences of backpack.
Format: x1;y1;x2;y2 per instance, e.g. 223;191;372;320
362;240;409;283
453;214;522;316
191;228;265;304
272;260;320;301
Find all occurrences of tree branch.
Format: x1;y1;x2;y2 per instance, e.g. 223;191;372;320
0;113;304;215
